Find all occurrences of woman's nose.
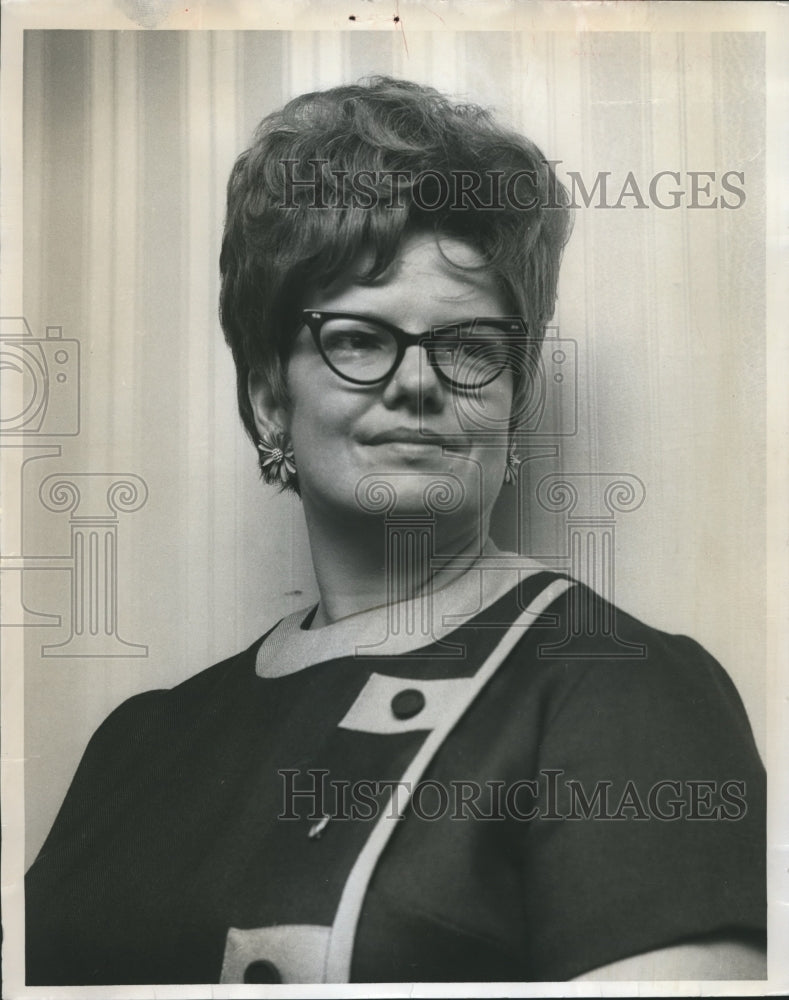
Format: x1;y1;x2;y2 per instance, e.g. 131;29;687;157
381;344;446;411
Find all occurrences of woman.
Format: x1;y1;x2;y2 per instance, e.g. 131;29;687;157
26;77;766;986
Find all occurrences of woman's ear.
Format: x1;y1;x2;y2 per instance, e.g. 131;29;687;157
247;370;289;440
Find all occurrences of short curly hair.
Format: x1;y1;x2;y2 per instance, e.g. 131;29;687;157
220;76;572;472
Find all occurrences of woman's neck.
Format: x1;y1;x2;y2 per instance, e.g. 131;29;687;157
303;507;491;629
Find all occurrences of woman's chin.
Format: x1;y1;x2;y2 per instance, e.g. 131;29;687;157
349;467;472;519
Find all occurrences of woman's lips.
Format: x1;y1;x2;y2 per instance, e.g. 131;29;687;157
360;431;472;461
363;429;470;448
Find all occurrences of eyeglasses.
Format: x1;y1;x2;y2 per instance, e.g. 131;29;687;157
299;310;528;389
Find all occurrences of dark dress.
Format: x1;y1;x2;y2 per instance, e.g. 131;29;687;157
26;571;766;984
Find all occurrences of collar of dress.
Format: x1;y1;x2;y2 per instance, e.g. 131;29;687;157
255;543;551;678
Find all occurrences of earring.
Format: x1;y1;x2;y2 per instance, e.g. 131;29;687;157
504;442;521;486
257;429;297;487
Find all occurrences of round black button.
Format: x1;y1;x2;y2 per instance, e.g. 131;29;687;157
391;688;426;720
243;959;282;984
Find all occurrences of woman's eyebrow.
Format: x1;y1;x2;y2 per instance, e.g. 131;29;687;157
330;313;502;332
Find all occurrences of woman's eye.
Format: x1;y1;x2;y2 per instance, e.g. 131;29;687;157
345;333;379;350
325;329;386;353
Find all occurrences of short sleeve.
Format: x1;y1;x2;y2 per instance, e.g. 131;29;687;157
26;689;168;984
29;689;168;857
520;630;766;979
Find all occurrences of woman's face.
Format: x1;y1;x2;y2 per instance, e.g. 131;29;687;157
253;232;515;549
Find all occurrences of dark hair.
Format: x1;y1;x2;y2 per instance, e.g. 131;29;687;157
220;75;572;478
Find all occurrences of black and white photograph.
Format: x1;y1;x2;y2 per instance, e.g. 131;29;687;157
1;1;786;996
